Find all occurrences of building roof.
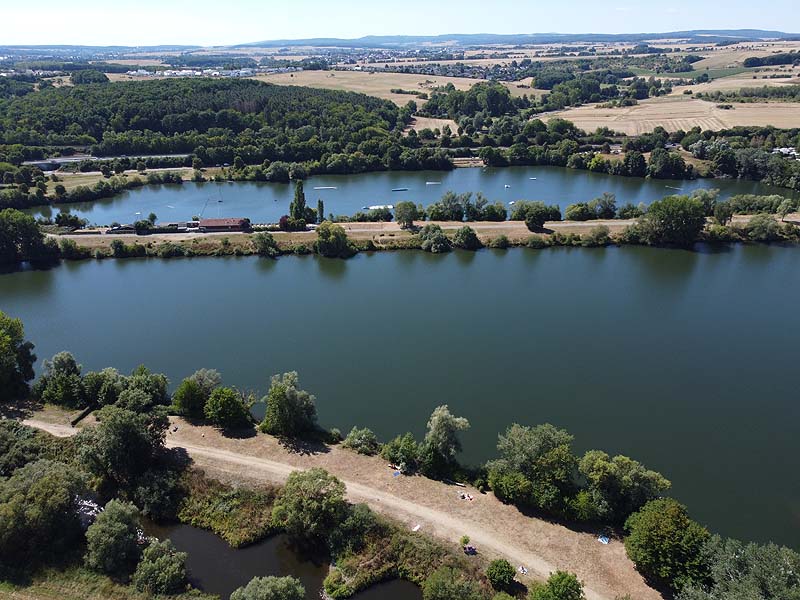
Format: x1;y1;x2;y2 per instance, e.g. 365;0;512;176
198;218;250;227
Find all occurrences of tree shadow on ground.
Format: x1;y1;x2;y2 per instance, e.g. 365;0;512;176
0;398;39;420
279;436;331;456
220;425;258;439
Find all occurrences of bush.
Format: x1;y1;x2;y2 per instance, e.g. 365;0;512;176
527;235;548;249
418;224;452;253
528;571;584;600
342;426;380;455
746;213;781;241
171;378;207;418
624;498;710;591
317;221;354;258
423;566;483;600
271;468;347;546
488;235;510;249
231;575;305;600
260;371;317;438
380;432;420;473
204;387;252;429
487;559;516;592
452;226;482;250
84;499;142;576
132;539;188;595
581;225;611;247
252;232;280;257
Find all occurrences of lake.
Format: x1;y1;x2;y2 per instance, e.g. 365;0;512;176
1;246;799;548
29;166;793;225
142;522;421;600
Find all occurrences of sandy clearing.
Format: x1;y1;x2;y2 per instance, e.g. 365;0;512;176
23;416;661;600
549;96;800;134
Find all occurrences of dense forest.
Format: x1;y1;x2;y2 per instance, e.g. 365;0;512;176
742;51;800;67
697;85;800;102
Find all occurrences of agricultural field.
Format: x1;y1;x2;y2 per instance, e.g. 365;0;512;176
549;96;800;135
249;69;536;105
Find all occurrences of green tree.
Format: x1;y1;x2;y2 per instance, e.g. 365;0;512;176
639;195;706;246
423;566;483;600
132;539;188;595
317;199;324;225
77;405;168;488
252;231;280;258
32;351;85;408
0;310;36;401
289;181;306;221
565;203;594;221
395;200;419;229
624;498;710;591
777;198;794;222
380;432;419;473
342;426;380;455
713;201;733;226
488;424;577;514
0;208;54;264
623;151;647;177
0;460;85;567
83;368;124;407
487;559;516;592
204;387;252;429
525;203;554;231
271;468;347;546
746;213;781;241
528;571;585;600
231;575;305;600
418;223;452;253
316;221;352;258
579;450;671;523
171;378;206;418
260;371;317;437
85;499;142;576
419;405;470;477
452;226;482;250
677;535;800;600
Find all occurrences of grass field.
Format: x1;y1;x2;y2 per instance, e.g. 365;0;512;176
549;95;800;134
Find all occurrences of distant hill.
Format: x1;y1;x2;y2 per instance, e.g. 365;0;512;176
236;30;798;49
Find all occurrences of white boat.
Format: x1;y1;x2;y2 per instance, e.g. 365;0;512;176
367;204;393;210
504;184;511;188
391;187;409;192
313;186;337;190
529;177;537;180
509;201;516;205
426;181;441;185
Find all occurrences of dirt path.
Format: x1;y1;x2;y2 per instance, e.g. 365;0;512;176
23;417;662;600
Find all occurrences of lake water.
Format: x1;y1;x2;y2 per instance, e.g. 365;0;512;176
2;246;799;548
142;523;421;600
29;166;792;225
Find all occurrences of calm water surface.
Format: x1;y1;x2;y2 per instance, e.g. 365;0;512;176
1;246;798;547
28;166;792;225
143;523;421;600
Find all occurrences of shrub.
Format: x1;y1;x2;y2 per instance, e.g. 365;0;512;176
84;499;142;576
172;378;206;418
528;571;585;600
486;559;516;591
380;432;420;473
423;566;483;600
527;235;548;249
271;468;347;546
317;221;354;258
418;224;452;253
452;226;482;250
231;575;304;600
342;426;380;455
260;371;317;438
252;232;280;257
488;235;510;249
132;539;188;595
204;387;252;429
746;213;781;241
581;225;611;247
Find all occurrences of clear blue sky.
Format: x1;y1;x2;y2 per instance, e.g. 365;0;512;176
4;0;799;46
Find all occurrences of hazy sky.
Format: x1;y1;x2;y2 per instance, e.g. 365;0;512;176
4;0;799;46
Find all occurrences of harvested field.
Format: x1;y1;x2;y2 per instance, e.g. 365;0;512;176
250;70;536;104
549;96;800;134
407;115;459;133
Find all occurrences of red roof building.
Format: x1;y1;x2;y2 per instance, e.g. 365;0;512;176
198;218;251;232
